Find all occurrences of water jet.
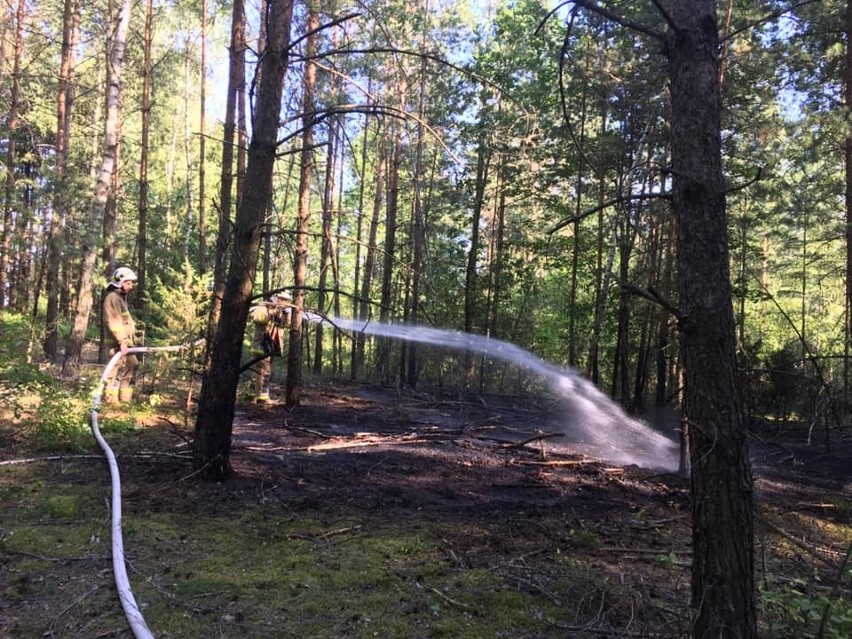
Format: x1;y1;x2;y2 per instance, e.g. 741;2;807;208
303;314;679;471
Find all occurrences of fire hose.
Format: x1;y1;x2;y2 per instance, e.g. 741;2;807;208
91;342;201;639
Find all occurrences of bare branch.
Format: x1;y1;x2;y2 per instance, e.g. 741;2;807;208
288;12;360;52
723;0;819;44
725;167;762;196
622;283;683;322
568;0;665;41
546;192;671;234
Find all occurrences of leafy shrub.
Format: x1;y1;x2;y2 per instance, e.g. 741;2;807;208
759;582;852;639
26;388;92;452
144;262;211;346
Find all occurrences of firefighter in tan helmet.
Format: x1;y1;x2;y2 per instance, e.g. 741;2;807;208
248;290;292;402
102;266;139;405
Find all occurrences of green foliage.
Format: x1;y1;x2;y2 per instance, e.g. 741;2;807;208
759;580;852;639
24;390;92;452
0;313;137;452
144;262;211;345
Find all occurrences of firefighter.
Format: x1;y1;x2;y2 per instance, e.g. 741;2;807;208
248;291;291;403
102;266;139;405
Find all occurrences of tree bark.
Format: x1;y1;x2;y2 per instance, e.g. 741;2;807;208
845;0;852;391
0;0;25;321
208;0;246;348
193;0;294;480
666;3;756;636
62;0;132;376
376;134;401;381
354;132;385;378
464;111;491;383
138;0;153;322
44;0;78;358
198;0;208;274
285;0;317;407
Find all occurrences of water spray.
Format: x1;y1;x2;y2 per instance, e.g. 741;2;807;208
303;313;679;471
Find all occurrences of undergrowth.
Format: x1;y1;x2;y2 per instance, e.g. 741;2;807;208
1;312;851;637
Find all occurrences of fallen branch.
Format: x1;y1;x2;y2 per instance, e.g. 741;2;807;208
510;458;598;467
500;431;565;449
429;586;471;609
760;517;839;568
307;435;432;452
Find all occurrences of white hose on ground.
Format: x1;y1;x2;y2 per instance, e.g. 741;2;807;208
91;341;201;639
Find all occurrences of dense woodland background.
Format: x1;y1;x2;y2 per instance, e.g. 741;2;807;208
3;1;852;637
1;0;849;429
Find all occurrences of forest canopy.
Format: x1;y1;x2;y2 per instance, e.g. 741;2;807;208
0;0;846;433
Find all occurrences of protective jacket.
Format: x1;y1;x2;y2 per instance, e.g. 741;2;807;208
103;286;136;350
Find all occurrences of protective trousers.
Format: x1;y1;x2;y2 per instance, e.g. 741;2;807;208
104;353;139;404
255;356;272;402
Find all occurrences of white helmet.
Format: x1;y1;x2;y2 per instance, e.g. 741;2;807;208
110;267;138;287
270;290;291;303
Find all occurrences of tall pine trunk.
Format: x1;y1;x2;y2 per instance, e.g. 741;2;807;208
137;0;153;321
0;0;25;321
62;0;132;375
44;0;78;358
198;0;208;273
285;1;317;407
667;3;756;635
208;0;246;343
193;0;294;480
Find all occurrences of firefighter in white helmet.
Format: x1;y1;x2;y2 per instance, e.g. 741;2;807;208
248;290;291;403
102;267;139;405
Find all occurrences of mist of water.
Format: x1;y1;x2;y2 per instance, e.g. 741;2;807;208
303;313;679;471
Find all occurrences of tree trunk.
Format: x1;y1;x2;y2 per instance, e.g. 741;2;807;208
0;0;25;321
354;132;385;378
464;119;490;382
351;87;374;379
285;0;316;407
586;104;609;385
198;0;208;274
845;0;852;392
44;0;78;358
667;3;756;636
137;0;153;323
568;84;588;369
405;52;429;389
62;0;132;376
208;0;246;347
376;134;401;382
193;0;293;480
315;118;338;374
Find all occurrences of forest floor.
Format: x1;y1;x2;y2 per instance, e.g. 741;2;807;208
2;377;852;637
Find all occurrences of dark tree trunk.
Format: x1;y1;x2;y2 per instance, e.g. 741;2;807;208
197;0;207;274
0;0;25;319
193;0;293;481
62;0;131;376
376;134;401;382
464;123;490;383
208;0;245;348
667;3;756;636
137;0;153;323
44;0;78;359
845;0;852;391
354;133;384;378
284;0;317;408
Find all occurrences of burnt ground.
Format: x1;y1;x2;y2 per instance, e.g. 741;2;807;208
227;380;852;627
2;378;852;637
